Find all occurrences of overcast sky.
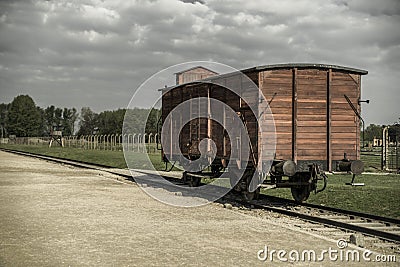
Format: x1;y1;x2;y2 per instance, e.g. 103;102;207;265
0;0;399;125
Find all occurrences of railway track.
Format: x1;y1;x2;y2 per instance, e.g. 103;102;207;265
245;196;400;244
0;147;183;183
1;148;399;247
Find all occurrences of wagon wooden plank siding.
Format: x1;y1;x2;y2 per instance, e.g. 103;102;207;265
259;69;293;161
162;63;367;172
160;63;367;201
330;71;361;161
255;64;367;171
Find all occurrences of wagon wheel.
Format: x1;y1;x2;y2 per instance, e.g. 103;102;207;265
291;186;311;203
211;164;222;177
243;187;260;201
182;171;188;183
228;167;242;192
188;176;201;187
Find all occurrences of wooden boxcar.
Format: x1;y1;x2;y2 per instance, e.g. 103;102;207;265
160;63;368;202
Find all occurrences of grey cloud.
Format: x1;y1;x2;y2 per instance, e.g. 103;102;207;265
180;0;205;4
346;0;400;16
0;0;399;125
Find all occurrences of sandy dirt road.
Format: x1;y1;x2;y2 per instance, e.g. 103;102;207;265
0;151;392;266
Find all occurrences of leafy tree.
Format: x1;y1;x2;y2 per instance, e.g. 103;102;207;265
62;108;78;135
43;106;77;135
44;105;56;134
96;109;126;135
7;95;42;137
0;103;9;138
119;107;161;136
363;124;382;141
54;107;63;128
36;106;47;136
77;107;98;135
389;123;400;143
2;94;161;137
123;108;149;134
145;108;160;134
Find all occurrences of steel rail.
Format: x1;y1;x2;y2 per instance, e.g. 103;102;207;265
246;201;400;243
261;194;400;226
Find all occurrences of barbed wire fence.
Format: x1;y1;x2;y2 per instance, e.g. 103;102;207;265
2;133;160;154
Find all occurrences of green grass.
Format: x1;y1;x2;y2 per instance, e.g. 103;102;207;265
361;147;400;172
361;150;383;171
1;143;399;219
0;144;166;170
264;173;400;219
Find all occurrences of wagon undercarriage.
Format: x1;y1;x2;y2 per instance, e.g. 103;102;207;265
178;158;329;202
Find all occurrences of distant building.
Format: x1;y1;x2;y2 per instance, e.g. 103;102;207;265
373;137;382;147
175;66;218;85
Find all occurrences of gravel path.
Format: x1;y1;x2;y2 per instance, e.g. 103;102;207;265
0;151;392;266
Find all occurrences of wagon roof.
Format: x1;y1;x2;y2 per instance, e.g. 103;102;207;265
159;63;368;91
173;65;219;75
246;63;368;75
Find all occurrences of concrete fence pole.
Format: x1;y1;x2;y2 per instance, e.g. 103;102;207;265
137;134;141;152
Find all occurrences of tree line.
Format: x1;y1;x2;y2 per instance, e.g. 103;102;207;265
362;122;400;141
1;94;398;140
78;106;160;136
0;95;160;137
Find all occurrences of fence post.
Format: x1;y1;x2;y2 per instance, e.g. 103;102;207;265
155;133;159;153
111;134;115;151
382;126;389;171
142;133;146;153
148;133;153;153
122;134;126;151
137;134;141;152
132;134;136;152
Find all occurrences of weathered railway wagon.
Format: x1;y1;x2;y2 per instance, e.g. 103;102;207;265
160;63;368;202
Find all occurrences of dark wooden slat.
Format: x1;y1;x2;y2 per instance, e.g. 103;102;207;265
327;69;332;171
292;68;297;162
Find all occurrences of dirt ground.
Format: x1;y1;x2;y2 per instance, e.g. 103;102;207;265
0;151;396;266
